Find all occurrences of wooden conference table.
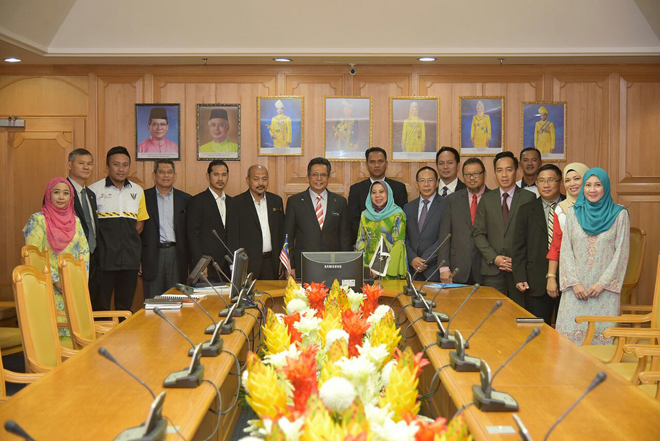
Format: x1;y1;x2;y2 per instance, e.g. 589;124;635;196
0;280;659;440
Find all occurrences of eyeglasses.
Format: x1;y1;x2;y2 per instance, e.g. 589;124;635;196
417;179;436;185
463;171;484;179
310;173;329;179
537;178;559;185
150;123;168;128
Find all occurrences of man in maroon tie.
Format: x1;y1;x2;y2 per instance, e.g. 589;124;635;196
438;158;489;285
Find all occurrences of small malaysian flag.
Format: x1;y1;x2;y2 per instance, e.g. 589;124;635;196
280;234;292;277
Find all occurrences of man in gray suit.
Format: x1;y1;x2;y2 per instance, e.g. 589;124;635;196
404;167;445;281
473;152;536;306
438;158;489;285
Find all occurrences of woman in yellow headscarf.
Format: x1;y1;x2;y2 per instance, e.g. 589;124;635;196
470;100;491;148
401;101;426;152
534;106;555;154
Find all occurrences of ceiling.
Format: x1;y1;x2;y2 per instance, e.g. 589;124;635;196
1;0;659;65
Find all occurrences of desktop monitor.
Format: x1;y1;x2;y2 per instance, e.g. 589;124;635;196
301;251;364;290
187;255;213;286
230;248;249;300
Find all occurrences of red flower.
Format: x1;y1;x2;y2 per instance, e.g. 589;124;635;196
342;309;370;357
282;312;302;344
360;283;383;317
280;345;319;413
403;414;447;441
394;347;430;379
307;282;329;318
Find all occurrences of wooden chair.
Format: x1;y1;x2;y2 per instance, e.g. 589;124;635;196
11;265;77;374
58;254;132;349
621;227;647;306
0;348;42;403
576;251;660;368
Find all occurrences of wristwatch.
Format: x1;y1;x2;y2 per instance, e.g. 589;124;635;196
546;273;556;279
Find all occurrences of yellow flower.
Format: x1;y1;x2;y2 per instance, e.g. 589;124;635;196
370;310;401;363
318;313;342;347
300;394;340;441
379;348;421;421
263;310;291;356
245;353;287;420
284;277;301;306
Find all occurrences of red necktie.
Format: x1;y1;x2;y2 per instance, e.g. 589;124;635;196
470;194;478;226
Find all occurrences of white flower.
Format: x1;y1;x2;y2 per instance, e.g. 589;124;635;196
286;298;308;315
264;344;301;369
367;305;392;327
380;359;397;388
364;403;394;427
241;370;250;390
319;376;357;413
292;287;308;303
325;329;349;350
336;356;379;404
345;287;365;312
371;418;419;441
294;312;322;346
277;416;305;441
357;341;389;369
243;419;265;438
238;437;263;441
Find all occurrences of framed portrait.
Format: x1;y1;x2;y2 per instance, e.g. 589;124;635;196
458;96;505;156
257;96;303;156
521;101;567;161
391;97;440;162
196;104;241;161
135;104;180;161
324;96;372;161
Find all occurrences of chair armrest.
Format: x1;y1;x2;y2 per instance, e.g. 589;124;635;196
638;372;660;384
60;347;79;360
575;314;651;324
92;311;132;319
633;346;660;358
621;305;653;314
602;328;660;340
3;369;43;384
623;344;660;354
0;301;15;308
57;322;70;329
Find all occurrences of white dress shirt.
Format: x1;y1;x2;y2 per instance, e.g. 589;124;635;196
438;177;459;196
251;192;272;253
210;187;226;225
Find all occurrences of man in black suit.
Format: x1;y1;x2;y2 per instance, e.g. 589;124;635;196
438;158;489;285
513;164;565;324
403;167;445;282
187;160;232;281
347;147;408;247
473;152;536;307
436;146;467;197
66;148;101;308
140;160;192;299
285;157;351;277
228;165;285;280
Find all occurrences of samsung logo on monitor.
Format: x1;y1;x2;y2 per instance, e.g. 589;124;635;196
324;264;342;269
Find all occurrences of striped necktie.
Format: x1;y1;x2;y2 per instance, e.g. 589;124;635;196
547;202;557;248
315;195;324;229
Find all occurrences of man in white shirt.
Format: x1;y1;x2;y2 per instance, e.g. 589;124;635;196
436;146;467;196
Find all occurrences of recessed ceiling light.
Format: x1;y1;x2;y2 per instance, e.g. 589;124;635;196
418;57;436;62
274;58;291;62
4;57;21;63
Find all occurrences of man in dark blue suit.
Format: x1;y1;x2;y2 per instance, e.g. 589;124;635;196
140;160;191;298
403;166;445;281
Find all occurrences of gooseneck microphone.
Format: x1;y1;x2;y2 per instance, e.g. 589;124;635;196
408;272;447;337
4;421;36;441
473;328;541;412
153;307;196;350
410;234;451;282
543;372;607;441
212;261;246;317
181;291;218;335
429;267;461;304
439;284;480;348
97;347;168;440
211;229;234;263
449;300;503;372
199;267;230;310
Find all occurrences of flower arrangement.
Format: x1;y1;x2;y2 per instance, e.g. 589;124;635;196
241;278;472;441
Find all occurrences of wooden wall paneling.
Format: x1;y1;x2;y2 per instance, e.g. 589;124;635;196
0;76;89;117
182;82;216;196
286;75;345;200
0;129;11;299
618;196;660;305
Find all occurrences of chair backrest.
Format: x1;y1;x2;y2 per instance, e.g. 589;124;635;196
12;265;62;373
21;245;50;275
58;253;95;348
651;252;660;329
621;227;647;304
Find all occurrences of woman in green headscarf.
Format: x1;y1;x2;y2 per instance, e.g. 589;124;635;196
355;181;407;279
556;168;630;345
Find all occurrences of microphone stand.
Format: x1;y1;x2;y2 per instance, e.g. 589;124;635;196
449;301;502;372
438;284;481;349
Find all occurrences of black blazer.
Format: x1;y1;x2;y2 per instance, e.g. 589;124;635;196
186;189;232;280
284;189;351;272
438;187;489;284
512;196;565;297
67;177;99;243
403;196;446;281
347;177;408;246
140;187;192;283
228;190;285;278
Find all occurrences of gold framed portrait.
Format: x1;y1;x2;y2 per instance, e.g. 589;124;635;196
257;96;304;156
390;97;440;162
323;96;372;162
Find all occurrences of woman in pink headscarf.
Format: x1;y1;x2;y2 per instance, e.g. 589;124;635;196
23;178;90;319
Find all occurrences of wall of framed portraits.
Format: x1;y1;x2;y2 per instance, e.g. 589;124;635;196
0;63;659;304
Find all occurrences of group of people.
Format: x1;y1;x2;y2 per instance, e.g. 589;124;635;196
24;144;629;347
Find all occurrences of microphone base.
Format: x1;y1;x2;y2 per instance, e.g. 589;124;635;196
424;310;449;322
449;351;481;372
205;323;217;335
163;364;204;389
219;304;245;318
436;331;469;349
402;286;426;297
114;418;167;441
412;297;435;309
188;338;223;357
220;318;236;334
472;385;519;412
